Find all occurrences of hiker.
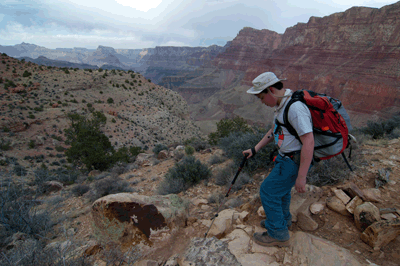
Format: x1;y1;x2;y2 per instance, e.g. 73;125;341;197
243;72;314;247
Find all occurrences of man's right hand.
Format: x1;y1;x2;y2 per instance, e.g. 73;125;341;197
243;149;253;159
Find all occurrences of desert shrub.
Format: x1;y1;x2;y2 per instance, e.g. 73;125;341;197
156;177;185;195
307;156;352;186
130;146;144;157
213;161;251;191
208;192;224;204
107;97;114;104
28;140;35;149
55;146;65;152
22;70;32;77
184;137;209;151
0;180;54;239
89;177;134;201
0;138;11;151
152;144;168;155
13;165;27;176
157;156;211;195
64;111;116;171
361;114;400;139
71;184;90;196
0;239;93;266
208;154;226;165
389;127;400;139
219;128;274;172
185;145;195;156
208;116;252;145
33;168;79;192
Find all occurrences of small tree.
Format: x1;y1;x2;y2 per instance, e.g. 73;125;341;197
64;111;115;171
208;116;252;145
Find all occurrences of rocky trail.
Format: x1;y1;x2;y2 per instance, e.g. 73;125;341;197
4;137;396;266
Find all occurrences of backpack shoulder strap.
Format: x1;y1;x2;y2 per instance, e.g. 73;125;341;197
282;91;303;142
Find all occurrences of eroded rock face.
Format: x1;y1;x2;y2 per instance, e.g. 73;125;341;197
354;202;381;231
177;3;400;128
361;219;400;250
91;193;187;246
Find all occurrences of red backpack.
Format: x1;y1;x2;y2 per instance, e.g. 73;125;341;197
279;90;353;170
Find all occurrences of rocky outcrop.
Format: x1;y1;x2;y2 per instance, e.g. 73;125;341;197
91;193;188;246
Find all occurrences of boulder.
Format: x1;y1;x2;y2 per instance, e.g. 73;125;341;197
354;202;381;231
326;196;351;216
360;219;400;250
91;193;187;246
345;196;363;215
178;237;240;266
157;150;168;160
88;170;101;177
135;153;153;167
206;209;236;239
331;188;351;205
297;212;319;231
290;185;323;222
362;188;382;202
310;202;325;215
42;181;63;193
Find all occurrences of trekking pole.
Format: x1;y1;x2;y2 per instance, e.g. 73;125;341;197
204;154;248;238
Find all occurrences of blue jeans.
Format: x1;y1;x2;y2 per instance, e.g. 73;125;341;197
260;154;299;241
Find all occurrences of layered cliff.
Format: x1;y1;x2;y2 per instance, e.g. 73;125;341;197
177;2;400;133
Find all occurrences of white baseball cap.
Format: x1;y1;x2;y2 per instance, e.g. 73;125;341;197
246;72;286;94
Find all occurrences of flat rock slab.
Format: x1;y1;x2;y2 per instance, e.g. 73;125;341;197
179;237;240;266
291;232;363;266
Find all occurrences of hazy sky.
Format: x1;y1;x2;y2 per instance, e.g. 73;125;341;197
0;0;396;49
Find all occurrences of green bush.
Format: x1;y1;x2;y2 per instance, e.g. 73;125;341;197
0;138;11;151
184;137;208;151
361;114;400;139
130;146;144;156
0;181;55;241
185;145;195;155
153;144;168;155
213;161;250;191
71;184;90;196
22;70;32;77
13;165;27;176
28;140;35;149
89;177;134;202
157;156;211;195
208;116;252;145
64;111;115;171
107;97;114;104
218;128;274;173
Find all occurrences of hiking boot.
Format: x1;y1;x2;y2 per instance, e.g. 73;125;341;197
253;232;290;247
260;220;293;231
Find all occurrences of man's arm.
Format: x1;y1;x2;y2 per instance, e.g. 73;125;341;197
295;132;314;193
243;128;273;158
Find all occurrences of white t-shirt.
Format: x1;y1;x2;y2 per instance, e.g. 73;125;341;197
273;89;313;155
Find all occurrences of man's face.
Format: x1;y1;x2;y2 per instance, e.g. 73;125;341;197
256;88;276;107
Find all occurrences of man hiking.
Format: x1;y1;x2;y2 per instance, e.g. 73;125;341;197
243;72;314;247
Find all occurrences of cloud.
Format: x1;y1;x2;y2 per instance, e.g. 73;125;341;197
0;0;396;49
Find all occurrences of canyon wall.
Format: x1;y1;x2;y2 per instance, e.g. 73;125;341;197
175;2;400;133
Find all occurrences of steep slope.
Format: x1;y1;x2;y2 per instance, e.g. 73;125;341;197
0;54;202;169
